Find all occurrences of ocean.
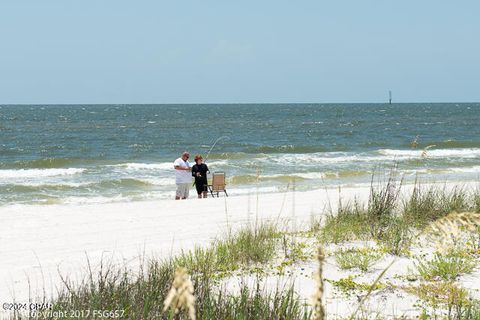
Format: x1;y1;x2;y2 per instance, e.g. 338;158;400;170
0;103;479;206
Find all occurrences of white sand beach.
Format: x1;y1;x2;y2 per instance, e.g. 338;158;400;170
1;181;478;318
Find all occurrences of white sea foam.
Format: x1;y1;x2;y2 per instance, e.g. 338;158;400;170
206;160;228;166
111;162;174;170
379;148;480;159
143;177;176;185
449;166;480;174
110;160;227;173
61;194;130;205
276;172;327;180
263;148;480;166
0;168;85;179
266;152;386;164
10;181;91;187
396;166;480;175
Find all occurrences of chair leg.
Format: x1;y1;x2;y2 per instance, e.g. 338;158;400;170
224;189;228;197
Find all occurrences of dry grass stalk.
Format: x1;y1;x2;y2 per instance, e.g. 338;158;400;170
313;246;325;320
350;260;395;319
163;267;196;320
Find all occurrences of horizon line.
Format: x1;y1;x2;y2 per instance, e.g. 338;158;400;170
1;101;480;106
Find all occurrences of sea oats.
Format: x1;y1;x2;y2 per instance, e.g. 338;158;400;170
163;267;196;320
420;212;480;253
313;246;325;320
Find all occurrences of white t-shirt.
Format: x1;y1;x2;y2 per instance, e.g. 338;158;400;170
173;157;193;184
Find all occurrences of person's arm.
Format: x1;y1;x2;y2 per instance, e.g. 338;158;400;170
174;160;190;171
174;165;191;171
192;165;198;177
173;160;182;170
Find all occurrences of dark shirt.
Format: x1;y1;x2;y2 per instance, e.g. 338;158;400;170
192;163;209;184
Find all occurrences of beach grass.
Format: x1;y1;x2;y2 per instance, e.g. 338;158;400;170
314;179;480;318
24;222;312;320
404;282;480;319
474;189;480;213
366;175;401;239
319;179;480;257
328;275;385;294
414;253;477;281
318;201;370;244
174;222;281;275
403;184;474;228
334;248;383;272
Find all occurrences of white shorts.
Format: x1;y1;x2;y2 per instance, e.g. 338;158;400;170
176;183;190;198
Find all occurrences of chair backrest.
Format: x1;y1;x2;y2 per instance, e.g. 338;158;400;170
211;172;226;191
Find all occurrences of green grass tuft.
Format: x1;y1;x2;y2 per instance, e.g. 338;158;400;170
334;248;383;272
414;253;477;281
329;275;385;294
318;201;370;244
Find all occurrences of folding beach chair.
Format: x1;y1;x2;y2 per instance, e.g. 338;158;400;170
208;172;228;197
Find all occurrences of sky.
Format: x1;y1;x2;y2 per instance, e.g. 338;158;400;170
0;1;479;104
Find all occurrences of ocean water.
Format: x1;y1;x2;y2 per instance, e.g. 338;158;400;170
0;103;479;206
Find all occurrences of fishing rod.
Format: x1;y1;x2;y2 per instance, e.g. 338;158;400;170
204;136;230;163
193;136;230;188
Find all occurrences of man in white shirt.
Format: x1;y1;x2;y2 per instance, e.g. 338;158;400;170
173;151;192;200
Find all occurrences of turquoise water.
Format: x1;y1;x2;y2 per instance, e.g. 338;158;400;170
1;103;479;205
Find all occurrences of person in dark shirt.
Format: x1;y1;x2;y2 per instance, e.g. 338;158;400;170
192;155;210;198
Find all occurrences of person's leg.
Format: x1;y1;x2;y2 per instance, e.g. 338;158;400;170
182;183;189;200
195;183;203;199
201;183;208;198
175;184;182;200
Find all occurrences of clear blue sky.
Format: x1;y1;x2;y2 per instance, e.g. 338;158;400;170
1;0;479;104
